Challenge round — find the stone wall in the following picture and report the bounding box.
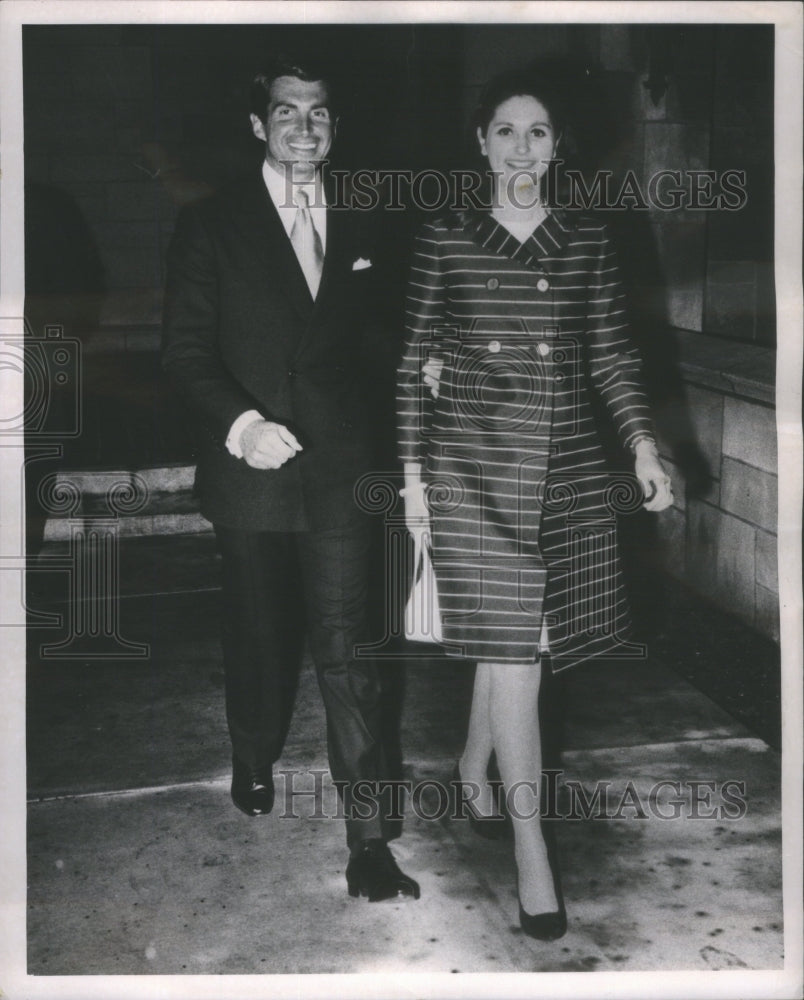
[653,333,778,640]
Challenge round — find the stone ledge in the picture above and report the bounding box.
[43,510,212,541]
[54,464,194,494]
[672,328,775,406]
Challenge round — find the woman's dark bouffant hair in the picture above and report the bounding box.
[472,67,570,142]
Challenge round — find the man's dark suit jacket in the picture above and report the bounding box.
[162,173,382,533]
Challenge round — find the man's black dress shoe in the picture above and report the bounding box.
[231,757,274,816]
[346,839,421,902]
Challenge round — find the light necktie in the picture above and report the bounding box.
[289,188,324,298]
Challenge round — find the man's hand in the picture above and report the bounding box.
[240,419,303,470]
[634,438,674,512]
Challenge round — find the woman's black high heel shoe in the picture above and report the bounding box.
[451,763,510,840]
[518,898,567,941]
[518,820,567,941]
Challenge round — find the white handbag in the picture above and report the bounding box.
[404,531,443,644]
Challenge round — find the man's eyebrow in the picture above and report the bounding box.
[271,101,330,112]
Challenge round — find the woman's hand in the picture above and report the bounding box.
[422,357,444,399]
[634,438,674,512]
[402,482,430,538]
[401,466,430,539]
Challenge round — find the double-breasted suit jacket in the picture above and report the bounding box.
[162,173,378,533]
[397,209,655,670]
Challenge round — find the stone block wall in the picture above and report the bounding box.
[652,337,778,641]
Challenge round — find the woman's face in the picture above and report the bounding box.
[477,94,557,202]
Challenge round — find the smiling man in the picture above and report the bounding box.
[162,53,419,903]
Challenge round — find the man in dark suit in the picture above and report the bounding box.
[162,53,419,902]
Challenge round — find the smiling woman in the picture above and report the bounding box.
[478,94,556,224]
[397,64,673,942]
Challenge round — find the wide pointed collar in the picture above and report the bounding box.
[462,208,574,268]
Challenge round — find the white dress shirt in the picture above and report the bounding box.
[261,158,327,252]
[226,161,328,459]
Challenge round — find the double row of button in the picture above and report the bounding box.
[487,340,551,355]
[486,276,550,293]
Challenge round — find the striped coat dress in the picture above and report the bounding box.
[396,209,655,670]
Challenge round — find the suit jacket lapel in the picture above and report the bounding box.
[313,199,346,312]
[238,175,315,326]
[295,183,352,356]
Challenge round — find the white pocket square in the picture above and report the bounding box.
[352,257,372,271]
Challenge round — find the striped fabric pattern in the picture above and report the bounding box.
[397,210,655,670]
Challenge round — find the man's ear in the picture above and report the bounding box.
[250,113,267,142]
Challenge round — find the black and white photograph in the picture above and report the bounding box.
[1,2,801,998]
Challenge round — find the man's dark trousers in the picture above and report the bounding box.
[215,515,386,849]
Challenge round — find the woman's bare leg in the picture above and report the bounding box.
[488,659,558,914]
[457,663,500,816]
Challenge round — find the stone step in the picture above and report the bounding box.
[42,464,209,541]
[54,464,195,494]
[31,532,221,600]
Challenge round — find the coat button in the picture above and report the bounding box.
[537,342,550,357]
[488,340,501,353]
[287,369,297,378]
[536,277,550,292]
[486,277,500,290]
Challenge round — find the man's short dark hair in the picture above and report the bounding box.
[249,52,335,124]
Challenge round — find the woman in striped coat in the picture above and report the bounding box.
[397,70,673,939]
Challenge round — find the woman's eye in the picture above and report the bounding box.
[496,126,512,136]
[531,128,546,138]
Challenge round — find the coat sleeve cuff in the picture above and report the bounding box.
[226,410,263,459]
